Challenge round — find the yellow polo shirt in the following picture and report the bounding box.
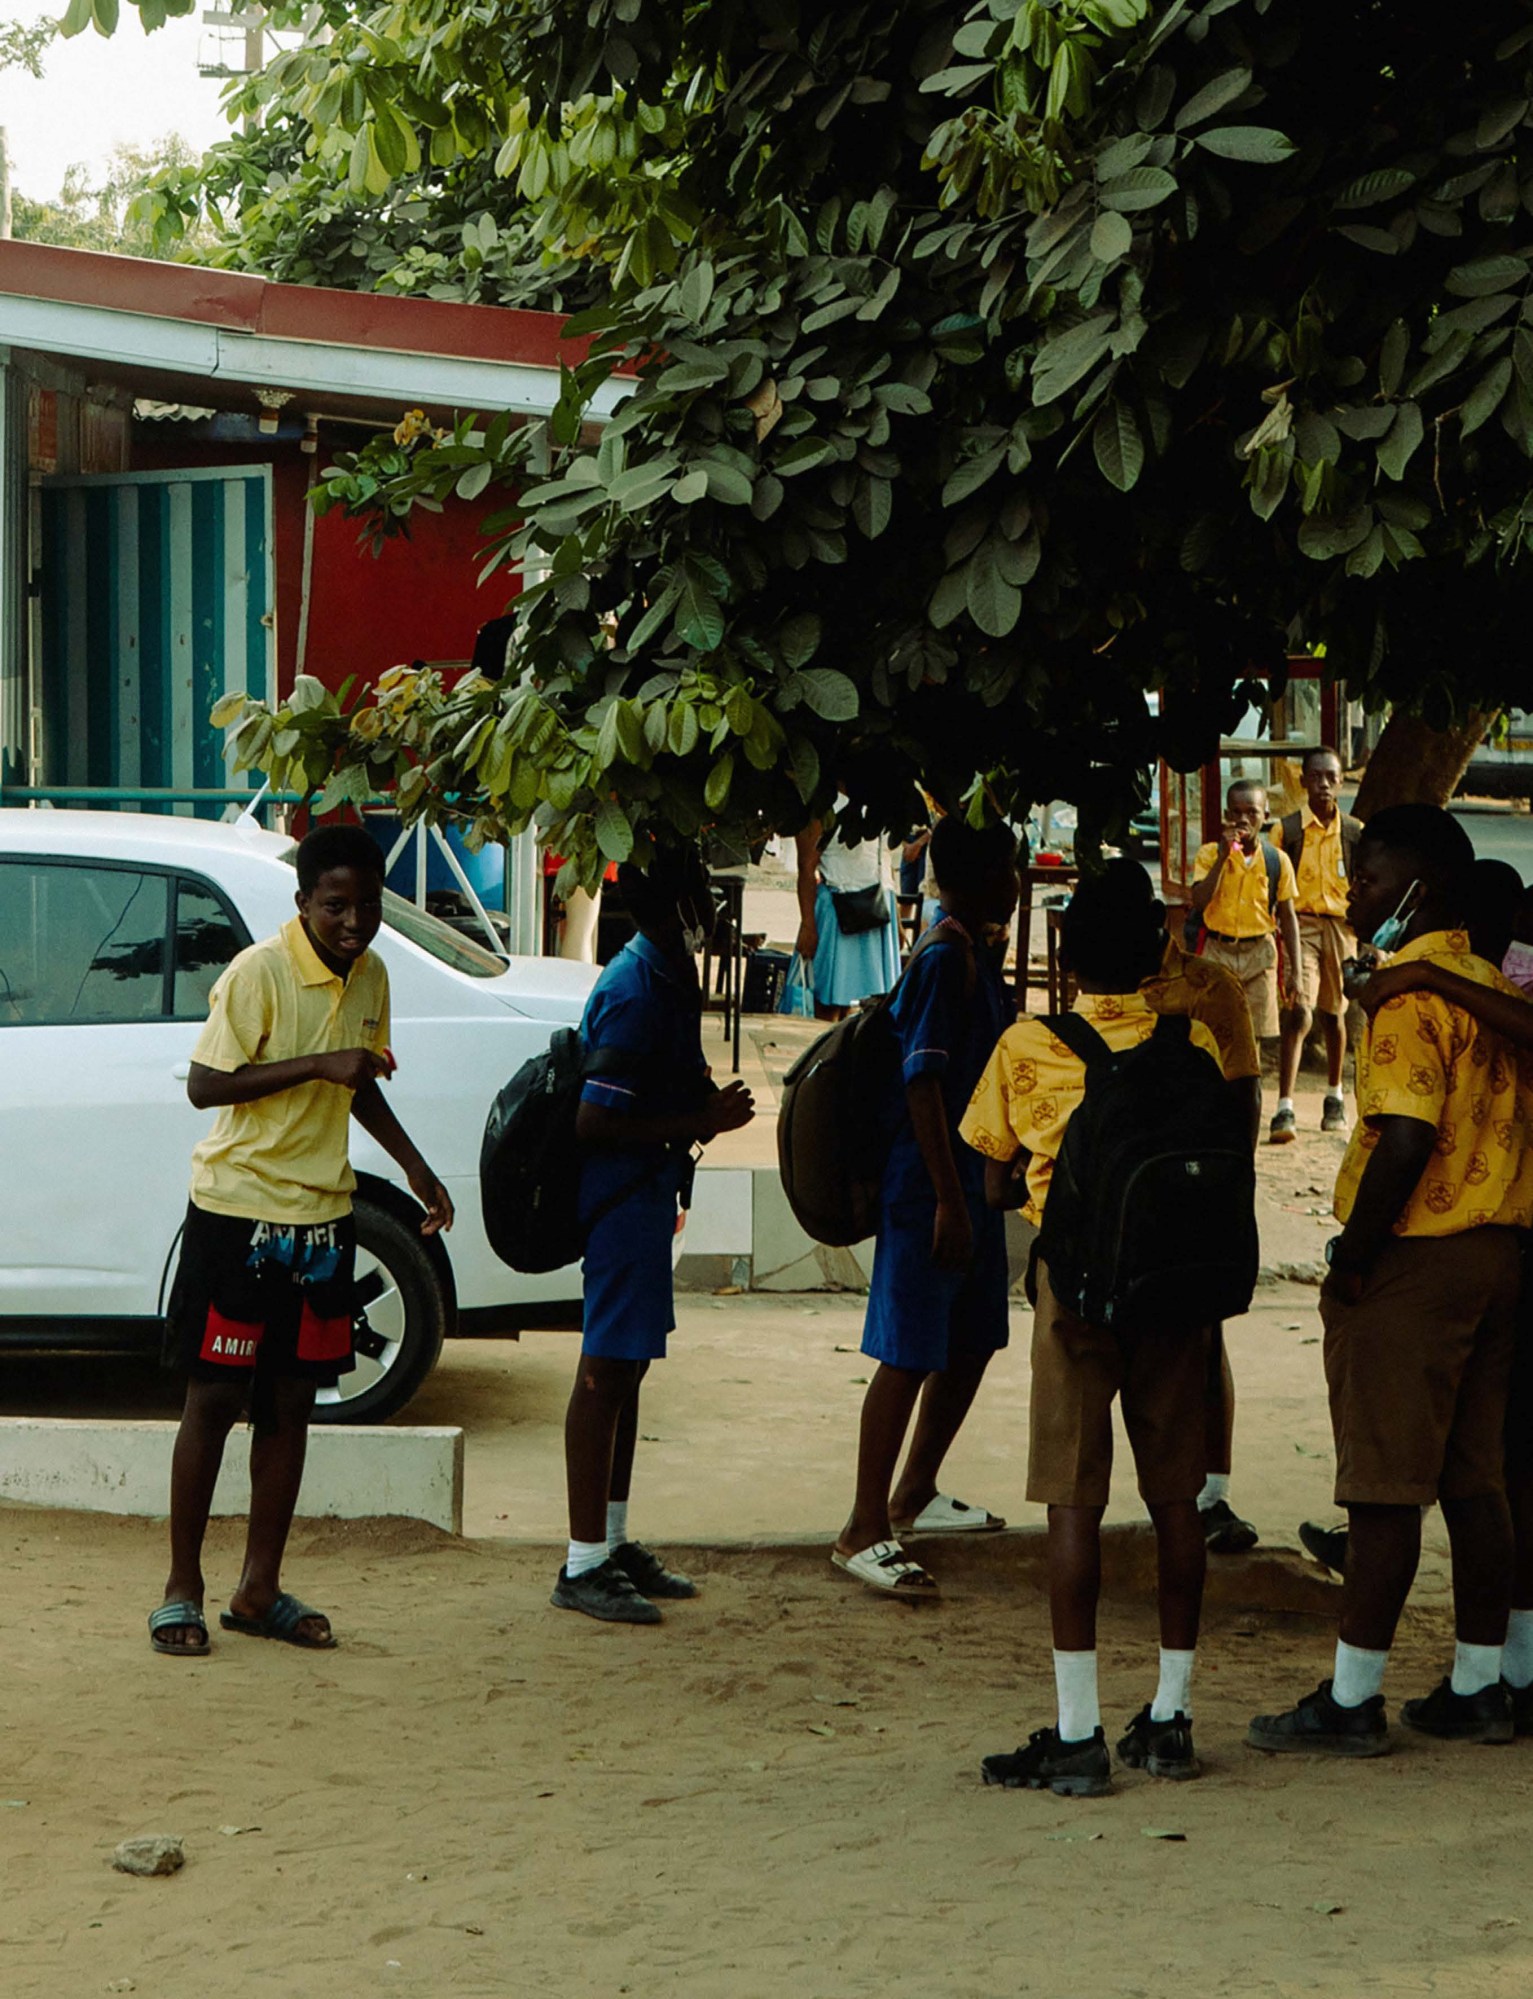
[1293,805,1348,919]
[960,992,1221,1224]
[1334,929,1533,1236]
[1142,936,1261,1083]
[1192,840,1296,938]
[189,917,391,1225]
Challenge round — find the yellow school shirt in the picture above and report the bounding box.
[189,917,391,1224]
[1334,929,1533,1236]
[1293,805,1348,919]
[1141,936,1261,1083]
[960,993,1222,1225]
[1192,840,1296,939]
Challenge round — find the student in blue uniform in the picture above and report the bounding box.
[832,817,1020,1596]
[553,845,755,1625]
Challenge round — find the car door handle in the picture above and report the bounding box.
[171,1062,190,1080]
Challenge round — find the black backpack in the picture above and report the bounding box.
[777,926,974,1247]
[1036,1012,1258,1332]
[479,1030,666,1274]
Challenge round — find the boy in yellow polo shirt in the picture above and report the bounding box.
[1272,748,1362,1142]
[149,825,453,1659]
[1249,806,1533,1758]
[1191,779,1301,1050]
[961,863,1228,1798]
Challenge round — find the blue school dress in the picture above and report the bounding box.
[578,934,710,1362]
[861,921,1014,1373]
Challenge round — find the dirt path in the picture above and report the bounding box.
[2,1514,1530,1999]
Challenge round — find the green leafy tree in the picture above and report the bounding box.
[89,0,1533,879]
[0,14,55,77]
[12,137,218,257]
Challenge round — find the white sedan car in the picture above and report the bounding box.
[0,809,598,1419]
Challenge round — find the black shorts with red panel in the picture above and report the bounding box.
[170,1202,357,1399]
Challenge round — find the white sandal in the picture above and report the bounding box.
[894,1493,1006,1535]
[831,1538,939,1595]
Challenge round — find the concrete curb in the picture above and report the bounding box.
[0,1418,464,1534]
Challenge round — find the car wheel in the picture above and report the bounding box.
[311,1195,447,1425]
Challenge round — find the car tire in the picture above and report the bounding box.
[311,1194,447,1425]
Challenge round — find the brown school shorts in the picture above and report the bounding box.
[1297,912,1352,1017]
[1026,1258,1212,1509]
[1321,1228,1522,1508]
[1202,932,1279,1039]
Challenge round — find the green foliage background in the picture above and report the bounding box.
[79,0,1533,880]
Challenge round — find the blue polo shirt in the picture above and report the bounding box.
[578,933,710,1212]
[882,924,1013,1207]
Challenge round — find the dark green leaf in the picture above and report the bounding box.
[780,614,821,669]
[1173,67,1252,130]
[966,564,1022,638]
[1092,400,1145,491]
[1090,211,1134,263]
[703,751,735,811]
[675,569,725,651]
[794,668,859,721]
[1445,256,1527,298]
[594,798,634,863]
[1332,167,1417,210]
[1099,168,1178,212]
[1461,358,1513,438]
[1193,126,1296,163]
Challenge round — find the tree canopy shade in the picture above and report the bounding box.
[93,0,1533,880]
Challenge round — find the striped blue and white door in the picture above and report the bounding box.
[38,465,274,812]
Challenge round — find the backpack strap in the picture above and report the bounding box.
[1262,838,1282,913]
[1279,810,1302,865]
[1044,1011,1113,1068]
[1150,1012,1194,1046]
[1340,812,1363,876]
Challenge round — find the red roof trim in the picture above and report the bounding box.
[0,239,599,373]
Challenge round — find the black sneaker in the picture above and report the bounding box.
[1246,1679,1389,1757]
[1116,1704,1201,1780]
[550,1559,662,1625]
[1400,1676,1513,1744]
[1321,1095,1348,1134]
[1298,1520,1348,1575]
[1505,1679,1533,1737]
[1269,1106,1298,1144]
[609,1540,698,1600]
[981,1726,1112,1799]
[1201,1498,1259,1554]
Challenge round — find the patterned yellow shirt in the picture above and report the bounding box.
[1293,804,1349,920]
[1193,840,1296,938]
[1334,929,1533,1236]
[1141,936,1261,1083]
[960,992,1222,1224]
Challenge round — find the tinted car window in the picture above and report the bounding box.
[173,877,245,1016]
[0,860,169,1025]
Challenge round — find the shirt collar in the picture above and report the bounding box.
[283,914,347,988]
[1073,990,1154,1022]
[1300,802,1338,833]
[1385,927,1472,968]
[629,931,692,989]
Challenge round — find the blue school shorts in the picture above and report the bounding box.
[861,1189,1011,1373]
[580,1170,679,1362]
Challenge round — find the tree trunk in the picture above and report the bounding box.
[1351,707,1500,820]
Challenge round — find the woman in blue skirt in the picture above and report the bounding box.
[794,801,902,1018]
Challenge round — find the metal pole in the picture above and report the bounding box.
[0,128,13,240]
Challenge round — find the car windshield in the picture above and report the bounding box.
[276,847,507,978]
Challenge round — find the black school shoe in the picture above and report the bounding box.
[1201,1498,1259,1554]
[1116,1705,1201,1780]
[609,1540,698,1600]
[1505,1679,1533,1736]
[1400,1677,1513,1744]
[1246,1680,1390,1757]
[1298,1520,1348,1575]
[981,1727,1112,1799]
[551,1559,662,1625]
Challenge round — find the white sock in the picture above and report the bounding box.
[1053,1649,1101,1742]
[1151,1648,1196,1722]
[1278,1096,1295,1114]
[1450,1639,1502,1697]
[605,1500,630,1550]
[566,1537,608,1579]
[1503,1609,1533,1690]
[1198,1472,1229,1510]
[1332,1639,1388,1708]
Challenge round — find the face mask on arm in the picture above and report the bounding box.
[1502,941,1533,994]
